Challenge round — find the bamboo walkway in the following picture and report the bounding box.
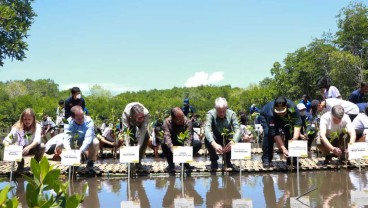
[0,148,367,177]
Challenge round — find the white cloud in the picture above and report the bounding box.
[59,83,137,95]
[185,71,224,87]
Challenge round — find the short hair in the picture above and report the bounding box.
[71,87,81,95]
[215,97,228,108]
[361,82,368,88]
[331,105,344,119]
[170,107,183,118]
[130,104,144,117]
[58,99,65,105]
[70,105,83,117]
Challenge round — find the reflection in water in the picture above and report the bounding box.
[206,176,241,207]
[2,170,368,207]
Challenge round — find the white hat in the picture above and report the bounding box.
[297,103,306,111]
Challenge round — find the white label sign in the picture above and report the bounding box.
[288,140,308,157]
[349,142,368,160]
[173,146,193,163]
[290,196,310,208]
[4,145,23,162]
[120,146,139,163]
[231,143,251,160]
[351,190,368,206]
[174,198,194,208]
[61,149,81,166]
[232,198,253,208]
[120,201,140,208]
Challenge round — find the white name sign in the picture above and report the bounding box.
[231,143,251,160]
[4,145,23,162]
[288,140,308,157]
[120,201,140,208]
[174,198,194,208]
[232,198,253,207]
[173,146,193,163]
[349,142,368,160]
[351,190,368,206]
[61,149,81,166]
[290,196,310,208]
[120,146,139,163]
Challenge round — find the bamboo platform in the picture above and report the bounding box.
[0,155,367,177]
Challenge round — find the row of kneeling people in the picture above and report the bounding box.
[5,96,368,175]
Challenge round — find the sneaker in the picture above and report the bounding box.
[136,163,150,173]
[227,164,240,172]
[184,163,195,170]
[262,159,270,168]
[164,165,176,173]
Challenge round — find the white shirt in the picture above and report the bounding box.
[122,102,150,147]
[4,123,42,146]
[352,113,368,130]
[102,127,115,142]
[325,98,359,115]
[45,133,64,151]
[325,86,341,99]
[320,111,353,138]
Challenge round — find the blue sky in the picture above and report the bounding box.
[1,0,365,94]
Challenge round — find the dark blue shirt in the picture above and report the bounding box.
[250,107,260,114]
[258,99,302,139]
[181,105,195,117]
[349,89,364,104]
[64,96,86,118]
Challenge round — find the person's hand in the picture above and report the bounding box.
[281,146,289,157]
[331,147,342,156]
[54,146,62,155]
[22,145,32,155]
[300,134,307,140]
[223,141,233,153]
[212,142,223,154]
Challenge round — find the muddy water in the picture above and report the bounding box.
[1,169,368,207]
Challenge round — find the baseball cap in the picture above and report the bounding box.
[297,103,306,111]
[183,98,189,104]
[274,97,287,114]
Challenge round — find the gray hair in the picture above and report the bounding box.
[331,105,344,119]
[130,104,144,117]
[215,97,228,108]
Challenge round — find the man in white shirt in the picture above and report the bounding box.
[352,104,368,142]
[318,105,356,164]
[314,98,359,121]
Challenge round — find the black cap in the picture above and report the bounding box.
[274,97,287,113]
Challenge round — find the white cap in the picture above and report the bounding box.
[297,103,306,110]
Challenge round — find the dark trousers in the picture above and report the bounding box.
[262,127,291,163]
[204,138,232,166]
[162,139,202,167]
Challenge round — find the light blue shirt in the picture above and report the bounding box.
[63,116,95,152]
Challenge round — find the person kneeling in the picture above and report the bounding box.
[318,105,356,164]
[97,126,123,158]
[3,108,45,174]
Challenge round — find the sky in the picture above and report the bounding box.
[1,0,366,94]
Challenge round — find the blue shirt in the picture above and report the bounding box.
[349,89,364,104]
[181,105,195,117]
[63,116,95,152]
[250,107,260,114]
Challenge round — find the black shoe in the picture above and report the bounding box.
[16,159,25,174]
[227,164,240,172]
[136,163,150,173]
[210,161,218,171]
[164,165,176,173]
[323,155,332,165]
[262,159,270,168]
[184,163,195,170]
[86,160,96,175]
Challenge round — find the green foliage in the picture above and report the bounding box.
[24,156,87,208]
[0,185,18,208]
[221,128,234,142]
[0,0,36,67]
[177,130,189,145]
